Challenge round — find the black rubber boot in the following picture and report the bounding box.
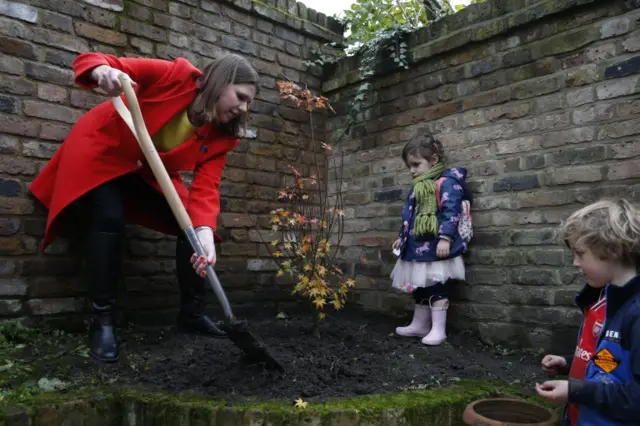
[87,231,122,363]
[175,235,227,338]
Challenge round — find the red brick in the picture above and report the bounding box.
[0,157,37,176]
[0,75,36,96]
[74,21,128,46]
[40,122,71,141]
[27,276,84,298]
[120,17,166,41]
[0,52,24,75]
[37,83,68,103]
[356,236,390,247]
[0,113,40,137]
[70,89,107,109]
[23,100,84,124]
[42,10,73,33]
[0,218,20,236]
[0,135,19,154]
[608,159,640,181]
[30,28,89,53]
[0,195,35,214]
[83,7,117,28]
[22,141,60,159]
[25,62,73,86]
[26,298,84,315]
[0,35,37,59]
[0,237,22,255]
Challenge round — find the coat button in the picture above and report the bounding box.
[137,160,143,167]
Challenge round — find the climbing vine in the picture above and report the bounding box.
[305,0,486,134]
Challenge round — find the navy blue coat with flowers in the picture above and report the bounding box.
[398,167,469,262]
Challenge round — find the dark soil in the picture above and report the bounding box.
[55,308,549,402]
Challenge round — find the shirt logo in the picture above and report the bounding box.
[592,320,603,338]
[604,329,621,343]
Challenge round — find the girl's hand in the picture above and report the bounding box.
[392,238,401,250]
[535,380,569,404]
[541,354,567,374]
[436,239,450,258]
[91,65,137,97]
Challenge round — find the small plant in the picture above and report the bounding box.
[241,81,356,336]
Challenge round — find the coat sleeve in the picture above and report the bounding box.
[186,138,239,232]
[568,314,640,422]
[72,52,174,90]
[437,177,463,238]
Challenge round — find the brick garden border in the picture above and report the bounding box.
[0,381,538,426]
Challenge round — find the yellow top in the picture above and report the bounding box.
[152,109,197,152]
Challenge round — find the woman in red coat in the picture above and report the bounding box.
[29,52,259,363]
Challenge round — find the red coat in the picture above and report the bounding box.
[29,53,237,251]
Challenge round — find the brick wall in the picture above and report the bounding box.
[324,0,640,351]
[0,0,342,324]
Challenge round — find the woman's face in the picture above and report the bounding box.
[215,83,257,123]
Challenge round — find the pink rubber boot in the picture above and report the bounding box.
[396,304,431,337]
[421,299,449,345]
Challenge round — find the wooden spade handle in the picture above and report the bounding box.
[113,74,192,231]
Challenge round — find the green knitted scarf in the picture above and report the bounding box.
[412,162,445,237]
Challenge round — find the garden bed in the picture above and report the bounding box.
[1,307,549,405]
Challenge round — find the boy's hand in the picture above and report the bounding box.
[392,238,400,250]
[536,380,568,404]
[541,354,567,374]
[436,239,450,258]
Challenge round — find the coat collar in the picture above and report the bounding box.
[575,275,640,317]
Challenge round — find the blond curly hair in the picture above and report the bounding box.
[560,198,640,268]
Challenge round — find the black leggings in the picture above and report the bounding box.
[82,173,173,234]
[412,282,448,305]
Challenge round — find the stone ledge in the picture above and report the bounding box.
[221,0,344,43]
[0,381,531,426]
[323,0,599,92]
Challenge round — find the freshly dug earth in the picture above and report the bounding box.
[56,308,549,402]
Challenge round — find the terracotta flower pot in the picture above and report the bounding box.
[463,398,560,426]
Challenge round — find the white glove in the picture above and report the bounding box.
[91,65,137,97]
[190,226,216,277]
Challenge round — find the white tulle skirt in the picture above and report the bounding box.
[391,256,465,293]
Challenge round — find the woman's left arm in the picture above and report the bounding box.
[438,177,464,239]
[187,139,238,231]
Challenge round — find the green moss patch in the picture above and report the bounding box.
[0,379,555,426]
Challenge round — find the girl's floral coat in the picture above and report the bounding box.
[398,167,469,262]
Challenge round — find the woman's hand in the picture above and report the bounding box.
[392,238,400,250]
[541,354,567,374]
[91,65,137,97]
[436,239,450,258]
[190,226,216,277]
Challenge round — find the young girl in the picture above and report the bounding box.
[391,134,469,346]
[536,199,640,425]
[29,52,259,363]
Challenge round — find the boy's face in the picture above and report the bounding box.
[406,153,438,178]
[572,244,613,288]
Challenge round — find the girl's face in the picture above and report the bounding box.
[571,243,613,288]
[406,153,438,178]
[215,83,257,123]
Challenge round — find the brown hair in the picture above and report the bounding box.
[191,53,259,137]
[401,133,445,166]
[560,198,640,268]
